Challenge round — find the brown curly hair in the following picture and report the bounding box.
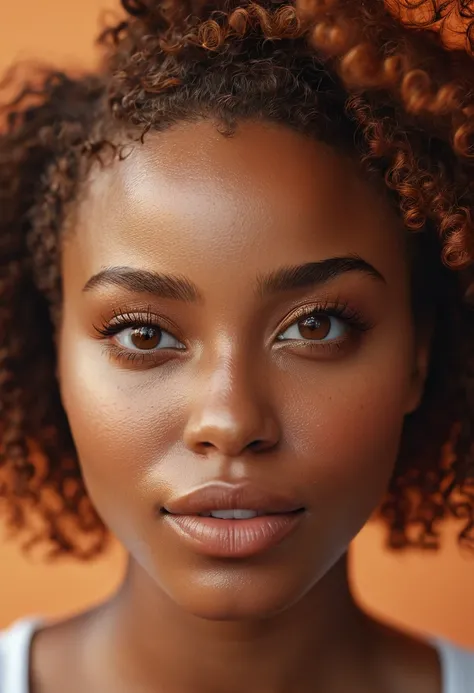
[2,0,474,560]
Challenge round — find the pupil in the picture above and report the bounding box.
[130,326,161,350]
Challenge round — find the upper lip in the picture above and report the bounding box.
[162,483,304,516]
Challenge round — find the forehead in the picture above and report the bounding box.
[68,120,406,286]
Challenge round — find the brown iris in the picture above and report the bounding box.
[129,326,161,350]
[298,314,331,340]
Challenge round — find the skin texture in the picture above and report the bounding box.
[30,120,438,693]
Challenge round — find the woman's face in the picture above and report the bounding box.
[59,120,426,619]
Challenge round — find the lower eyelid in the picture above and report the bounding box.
[275,337,354,358]
[101,342,168,366]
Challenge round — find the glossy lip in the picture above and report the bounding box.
[161,483,305,559]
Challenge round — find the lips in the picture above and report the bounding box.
[162,483,303,517]
[160,483,305,558]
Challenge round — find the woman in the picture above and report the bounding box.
[1,0,474,690]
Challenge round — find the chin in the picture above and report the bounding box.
[158,564,315,621]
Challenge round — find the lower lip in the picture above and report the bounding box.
[163,512,303,558]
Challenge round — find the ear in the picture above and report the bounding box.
[404,321,432,415]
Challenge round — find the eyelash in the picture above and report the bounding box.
[94,307,160,338]
[281,300,373,335]
[275,300,373,355]
[93,307,176,364]
[93,301,373,364]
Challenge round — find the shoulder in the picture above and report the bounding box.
[435,637,474,692]
[0,618,41,693]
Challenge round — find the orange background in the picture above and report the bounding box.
[2,0,474,648]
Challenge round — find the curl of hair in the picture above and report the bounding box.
[2,0,474,558]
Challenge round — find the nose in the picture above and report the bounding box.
[183,359,280,458]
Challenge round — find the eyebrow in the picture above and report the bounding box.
[256,255,385,297]
[82,255,384,301]
[83,267,202,302]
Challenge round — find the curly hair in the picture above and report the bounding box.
[2,0,474,560]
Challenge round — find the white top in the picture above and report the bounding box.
[1,618,474,692]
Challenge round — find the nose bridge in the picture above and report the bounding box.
[183,343,280,457]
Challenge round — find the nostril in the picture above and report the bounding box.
[248,439,269,452]
[194,441,216,454]
[195,438,272,455]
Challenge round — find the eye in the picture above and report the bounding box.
[114,325,184,352]
[278,313,348,342]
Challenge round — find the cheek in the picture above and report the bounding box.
[285,346,412,540]
[58,325,187,540]
[300,367,406,468]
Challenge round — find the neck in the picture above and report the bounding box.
[87,553,376,693]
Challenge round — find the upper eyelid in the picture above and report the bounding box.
[277,301,374,337]
[104,309,180,334]
[278,302,351,327]
[96,300,366,335]
[110,308,157,324]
